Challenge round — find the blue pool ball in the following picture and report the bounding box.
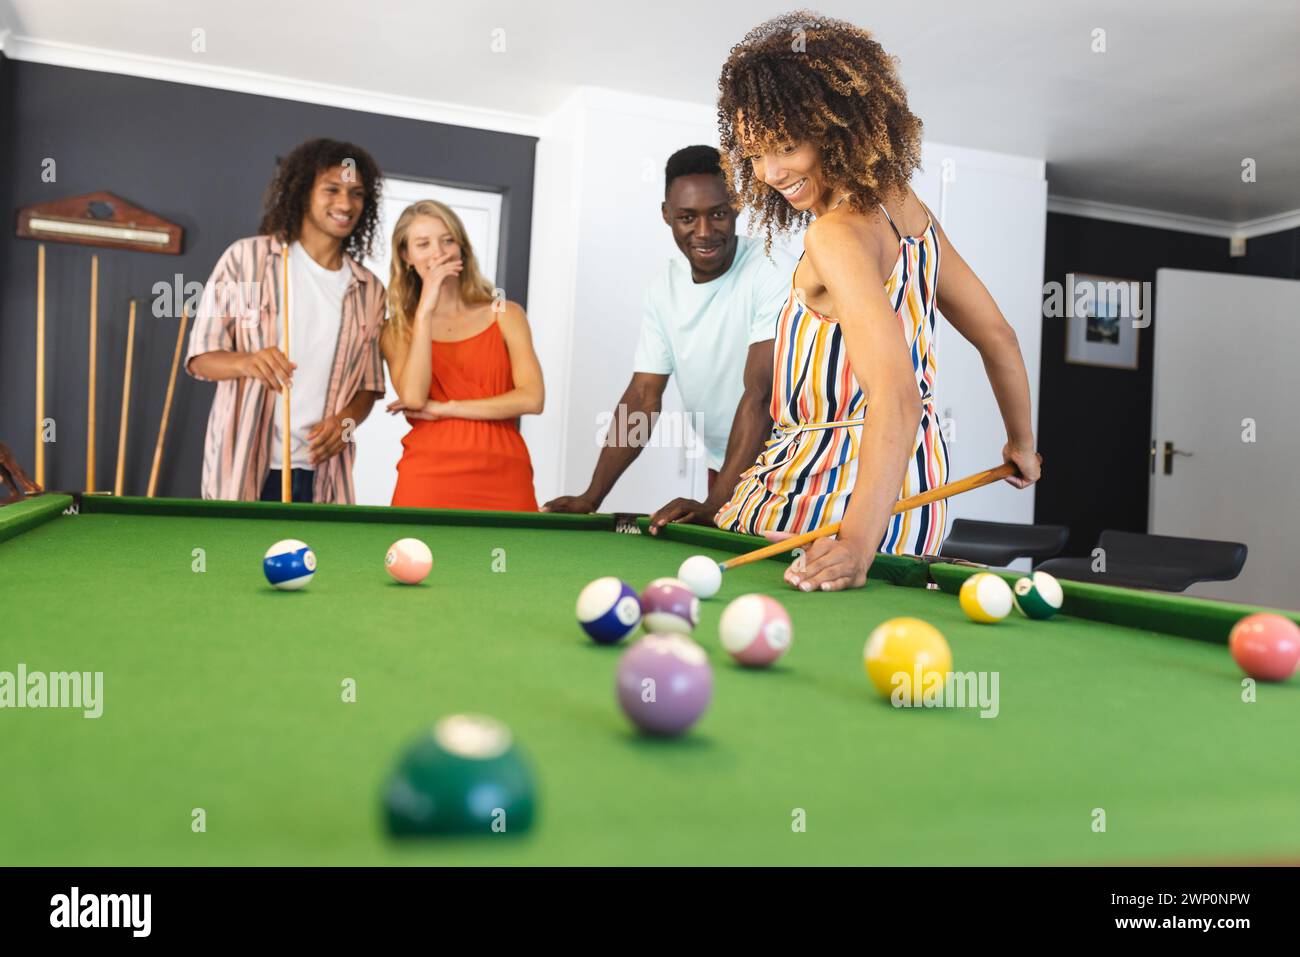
[576,577,642,644]
[263,538,316,590]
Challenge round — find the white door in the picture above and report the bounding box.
[352,179,502,506]
[1150,268,1300,608]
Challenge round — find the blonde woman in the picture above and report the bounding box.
[383,201,543,510]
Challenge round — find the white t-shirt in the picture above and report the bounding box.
[632,236,793,470]
[271,242,348,470]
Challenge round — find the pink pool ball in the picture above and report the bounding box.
[1229,613,1300,682]
[719,593,792,667]
[386,538,433,585]
[639,577,700,635]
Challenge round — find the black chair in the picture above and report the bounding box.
[938,519,1070,568]
[1035,530,1247,592]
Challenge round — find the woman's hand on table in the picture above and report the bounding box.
[763,530,873,592]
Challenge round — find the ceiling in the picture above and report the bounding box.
[4,0,1298,228]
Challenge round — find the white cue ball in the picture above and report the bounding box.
[677,555,723,599]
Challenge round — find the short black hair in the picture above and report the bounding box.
[665,145,723,193]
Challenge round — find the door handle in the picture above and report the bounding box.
[1163,440,1193,475]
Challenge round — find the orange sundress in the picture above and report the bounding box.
[391,320,539,511]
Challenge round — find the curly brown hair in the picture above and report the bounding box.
[257,138,382,260]
[717,10,924,248]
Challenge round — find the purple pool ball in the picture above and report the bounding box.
[616,634,713,736]
[639,577,700,635]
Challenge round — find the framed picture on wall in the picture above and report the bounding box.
[1065,273,1143,370]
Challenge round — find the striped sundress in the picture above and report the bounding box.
[713,203,951,556]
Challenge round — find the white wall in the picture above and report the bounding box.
[526,87,1047,538]
[915,143,1047,534]
[520,91,585,508]
[524,88,720,511]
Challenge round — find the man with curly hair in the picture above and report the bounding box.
[543,145,793,530]
[714,11,1040,591]
[185,138,387,503]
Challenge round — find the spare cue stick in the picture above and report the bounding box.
[147,307,188,498]
[35,244,46,487]
[86,255,99,492]
[114,300,138,496]
[281,249,291,503]
[721,462,1018,571]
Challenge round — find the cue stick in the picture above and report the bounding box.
[35,244,46,487]
[281,247,291,503]
[86,255,99,492]
[114,299,138,496]
[146,307,188,498]
[721,462,1019,571]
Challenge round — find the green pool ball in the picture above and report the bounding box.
[384,714,536,837]
[1013,571,1064,620]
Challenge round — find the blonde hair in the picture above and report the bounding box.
[386,200,496,343]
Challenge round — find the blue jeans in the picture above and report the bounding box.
[260,469,315,503]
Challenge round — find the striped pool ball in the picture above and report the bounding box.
[639,578,700,635]
[386,537,433,585]
[959,572,1014,623]
[719,594,792,667]
[263,539,316,590]
[576,577,642,645]
[384,714,536,837]
[1013,571,1064,620]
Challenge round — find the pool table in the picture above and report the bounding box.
[2,493,1298,866]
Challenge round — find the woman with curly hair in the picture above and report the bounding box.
[382,200,543,511]
[186,138,388,503]
[713,11,1040,591]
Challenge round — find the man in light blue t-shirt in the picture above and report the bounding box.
[542,146,792,532]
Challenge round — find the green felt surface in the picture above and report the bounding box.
[0,493,73,544]
[2,501,1300,865]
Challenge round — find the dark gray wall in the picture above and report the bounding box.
[1,55,536,497]
[1035,213,1300,555]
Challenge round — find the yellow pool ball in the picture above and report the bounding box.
[863,617,952,701]
[959,572,1014,623]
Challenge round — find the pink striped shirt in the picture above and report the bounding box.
[185,235,386,503]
